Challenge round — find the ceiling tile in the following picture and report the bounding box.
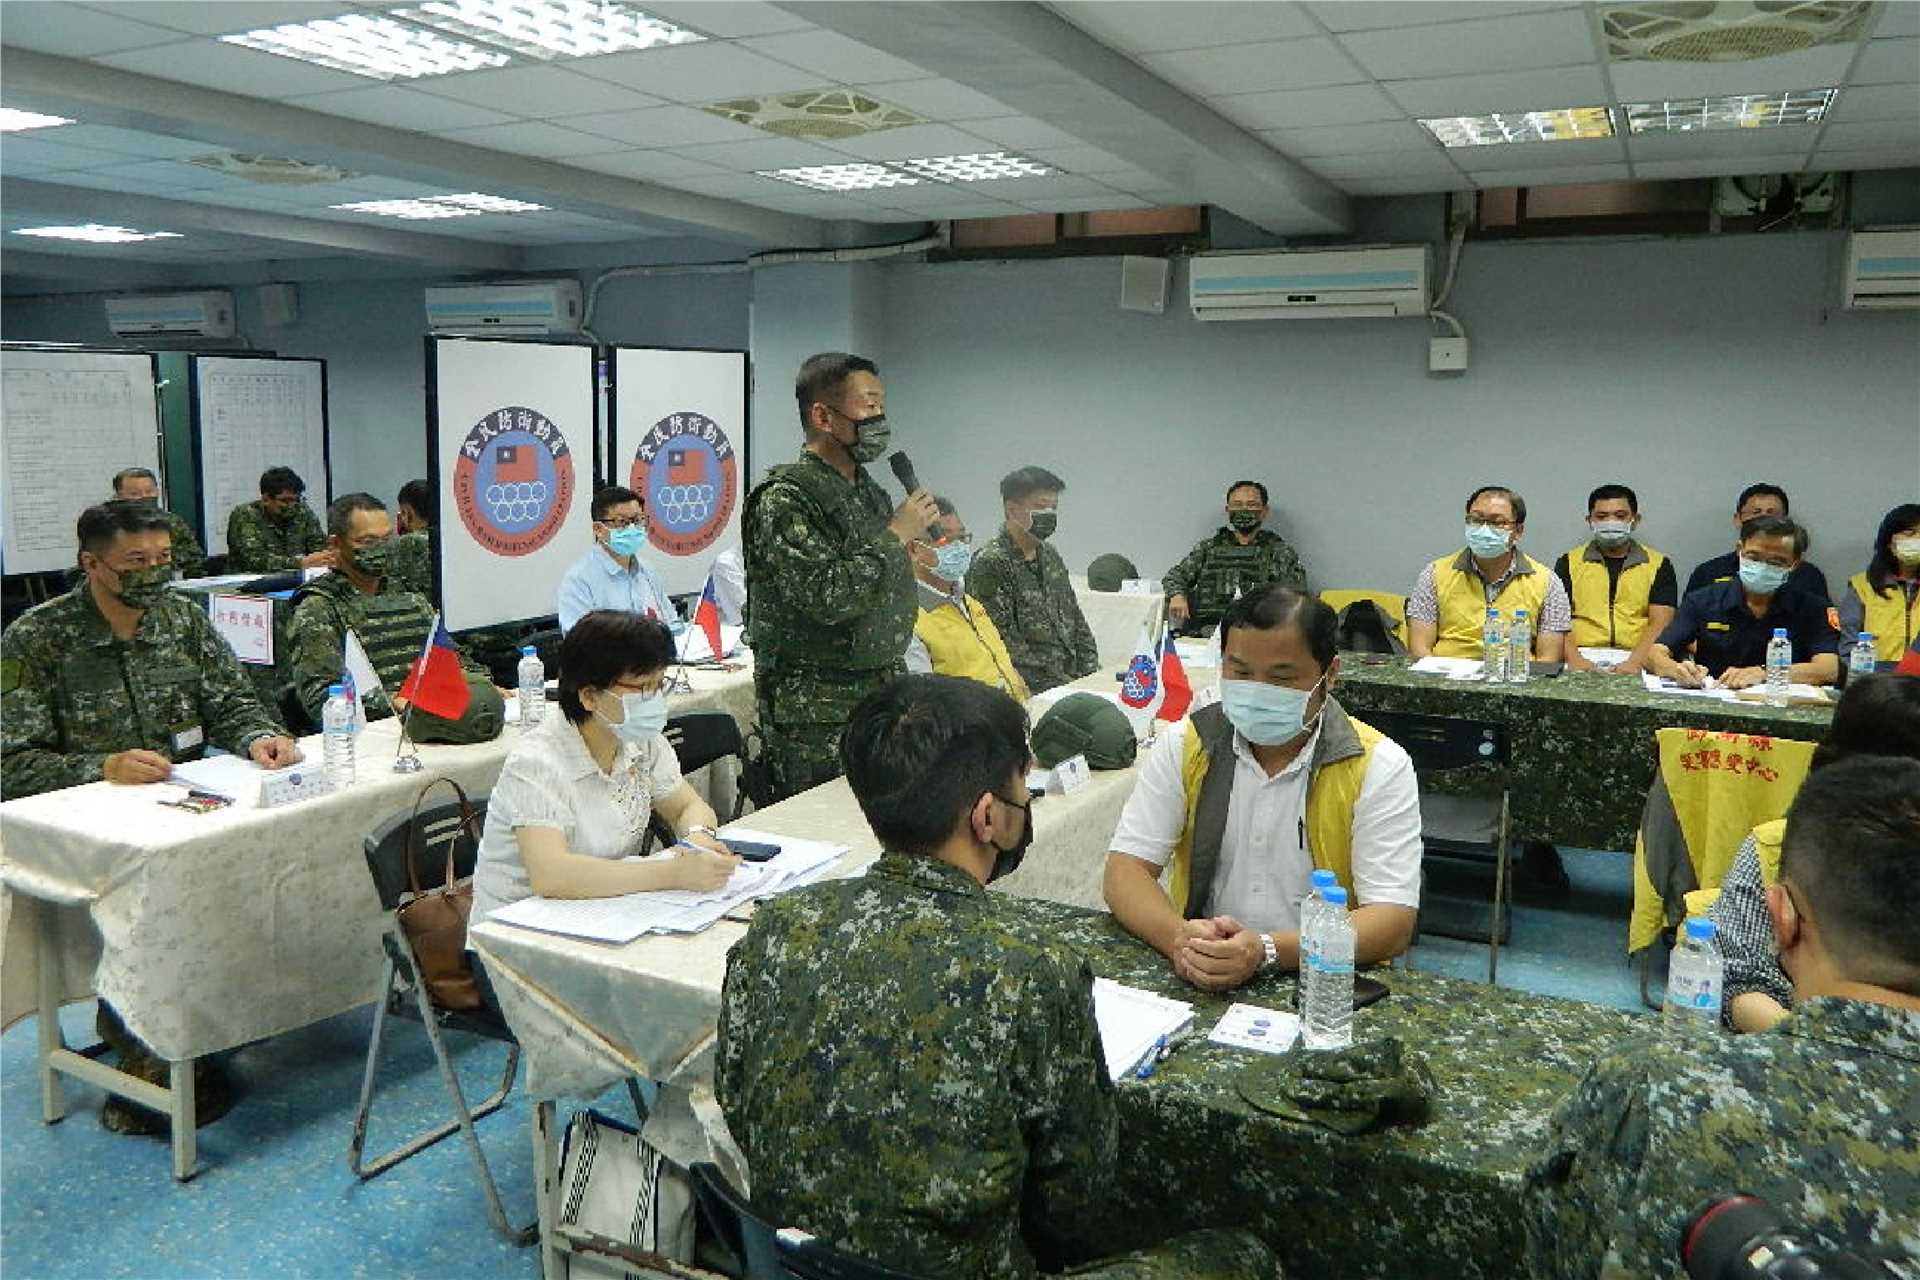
[574,41,822,102]
[564,104,763,147]
[1260,119,1434,157]
[1339,175,1471,195]
[741,29,930,83]
[1382,64,1609,117]
[1829,81,1920,121]
[1852,36,1920,84]
[1633,154,1816,179]
[963,173,1117,198]
[1092,167,1176,193]
[73,158,227,189]
[636,2,815,39]
[1308,2,1578,32]
[1141,37,1368,95]
[1054,2,1319,52]
[95,38,374,97]
[1337,8,1599,80]
[1609,45,1858,101]
[1471,162,1631,188]
[1872,2,1920,39]
[1449,135,1625,170]
[1809,147,1920,171]
[421,66,664,116]
[1021,143,1137,173]
[433,120,614,157]
[853,77,1011,121]
[669,137,854,170]
[660,171,791,198]
[1817,119,1920,151]
[292,85,516,131]
[0,3,182,56]
[1208,82,1405,130]
[869,183,1014,211]
[0,135,127,170]
[563,149,727,180]
[966,116,1090,150]
[825,122,996,161]
[82,2,352,36]
[1305,149,1463,178]
[747,191,881,216]
[901,199,1028,219]
[1627,127,1825,160]
[35,124,212,159]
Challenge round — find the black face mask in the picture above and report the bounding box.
[988,791,1035,883]
[1026,509,1058,542]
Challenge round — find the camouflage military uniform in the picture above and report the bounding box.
[225,498,326,574]
[742,452,916,801]
[287,569,484,724]
[1,584,280,797]
[1524,997,1920,1279]
[157,508,208,581]
[717,852,1280,1280]
[968,529,1099,695]
[1162,529,1307,630]
[387,529,435,603]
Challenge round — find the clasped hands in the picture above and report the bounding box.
[1171,915,1268,993]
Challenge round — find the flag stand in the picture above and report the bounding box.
[392,702,423,773]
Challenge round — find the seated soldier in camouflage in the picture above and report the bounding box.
[225,465,333,575]
[1525,755,1920,1278]
[2,499,301,1134]
[969,466,1099,696]
[388,477,436,603]
[287,493,494,726]
[718,674,1281,1280]
[111,466,206,580]
[1164,480,1307,635]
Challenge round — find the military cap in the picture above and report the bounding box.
[408,673,504,745]
[1032,693,1137,770]
[1086,553,1139,592]
[1237,1034,1434,1135]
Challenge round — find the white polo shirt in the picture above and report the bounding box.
[1109,714,1423,935]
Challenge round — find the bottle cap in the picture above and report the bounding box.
[1772,628,1788,638]
[1859,632,1874,642]
[1485,608,1500,617]
[521,645,537,656]
[1514,608,1528,616]
[328,683,345,697]
[1684,917,1715,940]
[1311,868,1337,887]
[1322,886,1349,907]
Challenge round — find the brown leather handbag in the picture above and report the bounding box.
[396,777,484,1011]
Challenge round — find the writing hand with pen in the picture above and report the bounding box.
[103,734,304,785]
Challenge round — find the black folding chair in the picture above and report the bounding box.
[1362,708,1513,985]
[277,684,316,736]
[347,790,533,1245]
[690,1163,926,1280]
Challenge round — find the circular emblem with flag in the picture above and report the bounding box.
[453,405,575,557]
[1119,653,1159,708]
[631,410,738,558]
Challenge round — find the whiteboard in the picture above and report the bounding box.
[430,338,594,631]
[611,347,749,598]
[193,356,329,557]
[0,349,161,575]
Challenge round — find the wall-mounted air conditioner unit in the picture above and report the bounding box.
[1189,246,1430,321]
[1844,229,1920,310]
[104,291,236,338]
[424,280,583,334]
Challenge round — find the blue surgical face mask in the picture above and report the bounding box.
[1220,675,1326,747]
[606,525,648,558]
[1738,557,1790,596]
[1589,520,1634,549]
[597,690,668,743]
[1464,523,1512,559]
[932,540,975,582]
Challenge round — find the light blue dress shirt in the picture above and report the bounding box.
[557,544,684,634]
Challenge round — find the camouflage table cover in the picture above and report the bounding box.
[1334,655,1833,852]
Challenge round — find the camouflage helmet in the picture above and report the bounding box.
[1031,693,1137,770]
[409,672,505,745]
[1086,553,1139,592]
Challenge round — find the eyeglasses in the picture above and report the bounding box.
[598,516,645,530]
[914,533,973,548]
[1466,516,1516,530]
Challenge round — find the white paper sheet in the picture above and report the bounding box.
[1093,977,1193,1082]
[677,624,745,663]
[1408,656,1485,679]
[1208,1002,1301,1055]
[1640,671,1733,701]
[167,753,268,801]
[1577,647,1633,669]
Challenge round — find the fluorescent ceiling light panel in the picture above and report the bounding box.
[1623,88,1837,134]
[433,191,550,211]
[391,0,704,60]
[760,163,922,192]
[13,224,183,243]
[0,108,75,132]
[223,13,510,81]
[330,192,550,218]
[1420,107,1616,147]
[892,152,1055,182]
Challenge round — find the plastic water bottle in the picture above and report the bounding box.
[322,683,356,788]
[1301,886,1355,1050]
[1850,633,1877,684]
[1507,608,1531,683]
[1765,628,1792,707]
[1297,868,1337,977]
[516,645,546,729]
[1662,917,1724,1028]
[1481,608,1506,683]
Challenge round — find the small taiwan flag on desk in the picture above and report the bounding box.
[399,615,471,721]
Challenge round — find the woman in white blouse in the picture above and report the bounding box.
[472,609,737,924]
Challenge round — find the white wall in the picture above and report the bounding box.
[874,231,1920,596]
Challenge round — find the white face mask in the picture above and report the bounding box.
[1895,536,1920,568]
[595,690,668,743]
[1590,520,1634,549]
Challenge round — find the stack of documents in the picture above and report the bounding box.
[1639,671,1832,707]
[488,828,847,944]
[1093,978,1194,1082]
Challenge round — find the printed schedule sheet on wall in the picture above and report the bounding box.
[193,356,328,557]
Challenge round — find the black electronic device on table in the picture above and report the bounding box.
[729,839,782,862]
[1353,975,1390,1010]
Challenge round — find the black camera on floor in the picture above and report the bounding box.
[1684,1195,1904,1279]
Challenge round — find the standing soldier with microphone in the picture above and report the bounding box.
[743,353,936,801]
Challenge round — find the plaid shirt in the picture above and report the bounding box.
[1707,834,1792,1024]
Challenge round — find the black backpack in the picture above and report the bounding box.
[1335,600,1407,655]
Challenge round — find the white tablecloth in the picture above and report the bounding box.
[0,660,760,1062]
[1072,576,1165,671]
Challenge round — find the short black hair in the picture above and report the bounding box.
[259,466,305,498]
[1465,485,1525,527]
[1226,480,1269,506]
[1738,514,1803,556]
[841,674,1030,856]
[327,492,387,539]
[112,466,158,494]
[77,499,171,556]
[1867,503,1920,595]
[1587,483,1638,514]
[1810,673,1920,772]
[557,610,676,723]
[1000,466,1067,504]
[591,485,643,522]
[1780,754,1920,990]
[933,495,957,518]
[1218,585,1338,671]
[397,479,434,525]
[1736,482,1789,515]
[794,352,879,431]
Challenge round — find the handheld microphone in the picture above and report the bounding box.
[888,451,942,540]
